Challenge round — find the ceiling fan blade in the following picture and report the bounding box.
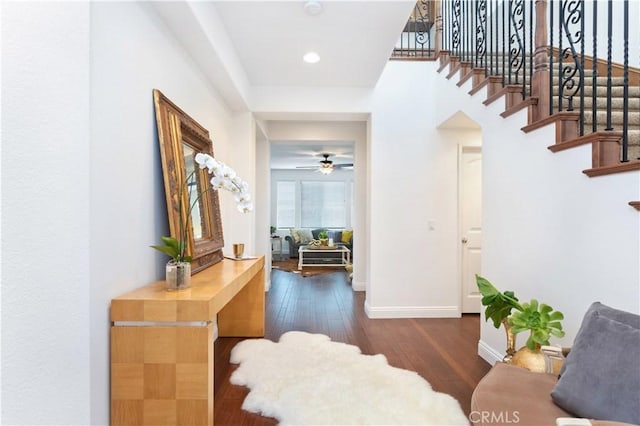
[295,166,320,169]
[333,163,354,168]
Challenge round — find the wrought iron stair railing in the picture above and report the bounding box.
[392,0,437,59]
[394,0,640,164]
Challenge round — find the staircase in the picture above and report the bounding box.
[483,64,640,161]
[438,53,640,206]
[404,0,640,211]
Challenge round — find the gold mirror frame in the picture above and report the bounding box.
[153,89,224,273]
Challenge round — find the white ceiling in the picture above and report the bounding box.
[214,0,416,88]
[214,1,413,170]
[154,1,415,169]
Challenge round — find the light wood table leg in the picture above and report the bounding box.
[218,267,265,337]
[111,324,214,426]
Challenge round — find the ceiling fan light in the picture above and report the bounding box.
[303,52,320,64]
[319,166,333,175]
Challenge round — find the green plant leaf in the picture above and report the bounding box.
[160,236,180,251]
[475,275,523,329]
[509,298,565,348]
[476,275,499,298]
[549,311,564,321]
[540,303,553,315]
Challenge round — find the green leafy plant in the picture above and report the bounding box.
[318,230,329,239]
[270,226,277,235]
[476,275,565,351]
[151,236,192,263]
[476,275,522,328]
[509,299,565,350]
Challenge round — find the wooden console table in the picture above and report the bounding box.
[110,257,265,425]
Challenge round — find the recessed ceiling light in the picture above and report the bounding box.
[303,52,320,64]
[304,1,323,16]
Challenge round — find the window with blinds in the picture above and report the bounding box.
[300,181,346,228]
[276,181,296,228]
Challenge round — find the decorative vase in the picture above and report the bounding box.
[502,319,517,363]
[166,260,191,291]
[511,345,546,373]
[319,238,329,246]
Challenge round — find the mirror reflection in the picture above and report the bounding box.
[183,143,206,240]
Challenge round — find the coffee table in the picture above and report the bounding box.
[298,245,351,270]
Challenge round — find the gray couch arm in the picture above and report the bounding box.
[284,235,300,258]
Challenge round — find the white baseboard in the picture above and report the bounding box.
[478,339,502,365]
[364,301,461,318]
[264,278,271,292]
[352,280,365,291]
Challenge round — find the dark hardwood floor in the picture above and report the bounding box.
[214,268,491,425]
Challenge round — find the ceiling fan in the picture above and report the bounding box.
[295,153,353,175]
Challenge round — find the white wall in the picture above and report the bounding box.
[367,61,463,318]
[223,112,257,255]
[434,55,640,363]
[255,124,272,289]
[89,3,252,424]
[1,2,91,424]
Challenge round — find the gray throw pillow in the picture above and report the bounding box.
[551,303,640,424]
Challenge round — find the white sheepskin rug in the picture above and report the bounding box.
[229,331,469,425]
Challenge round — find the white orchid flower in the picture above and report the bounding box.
[237,200,253,213]
[206,157,221,173]
[235,191,251,203]
[231,176,243,188]
[210,175,226,189]
[221,166,236,180]
[196,152,252,213]
[222,179,238,193]
[195,153,209,168]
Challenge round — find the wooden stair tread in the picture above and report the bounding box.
[583,160,640,177]
[522,112,579,134]
[548,131,623,153]
[629,201,640,211]
[501,97,537,119]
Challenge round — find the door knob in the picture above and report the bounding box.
[461,238,468,244]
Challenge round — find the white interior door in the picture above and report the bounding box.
[460,147,482,313]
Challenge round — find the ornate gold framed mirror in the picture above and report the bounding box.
[153,89,224,273]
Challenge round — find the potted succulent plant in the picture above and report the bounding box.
[318,230,329,246]
[508,299,565,372]
[476,275,565,371]
[509,299,565,350]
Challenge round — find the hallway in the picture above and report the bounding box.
[213,269,491,424]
